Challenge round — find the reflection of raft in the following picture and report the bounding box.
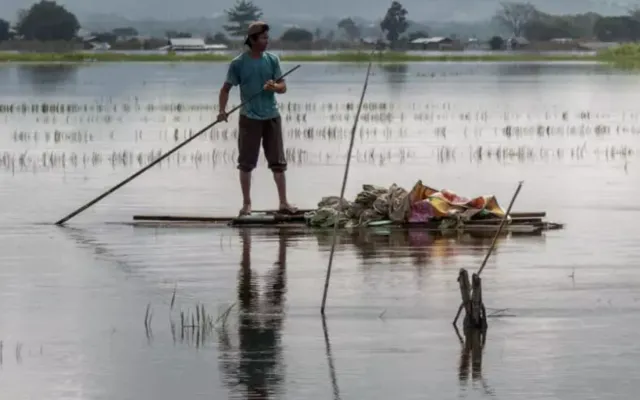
[131,209,564,234]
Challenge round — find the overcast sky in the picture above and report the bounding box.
[1,0,636,22]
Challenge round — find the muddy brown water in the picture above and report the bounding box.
[1,61,640,399]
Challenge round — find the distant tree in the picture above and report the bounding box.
[0,19,10,41]
[493,2,538,37]
[166,30,192,38]
[224,0,263,38]
[489,35,505,50]
[112,27,138,37]
[337,17,361,41]
[280,27,313,42]
[314,27,322,40]
[408,30,428,41]
[380,1,409,45]
[90,31,117,43]
[206,31,230,44]
[325,29,335,41]
[16,1,80,41]
[523,15,573,41]
[593,16,640,42]
[572,13,602,38]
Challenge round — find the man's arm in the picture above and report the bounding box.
[218,82,232,114]
[272,56,287,94]
[218,62,239,118]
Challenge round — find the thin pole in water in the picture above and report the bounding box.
[54,65,301,226]
[320,52,375,315]
[476,180,524,276]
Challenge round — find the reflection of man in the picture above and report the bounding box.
[219,228,289,399]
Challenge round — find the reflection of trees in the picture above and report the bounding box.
[17,64,78,91]
[378,63,408,89]
[495,62,544,77]
[217,228,290,399]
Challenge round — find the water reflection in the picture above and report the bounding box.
[312,227,512,267]
[455,325,494,397]
[495,62,545,77]
[322,316,342,400]
[17,64,78,92]
[377,64,408,90]
[217,228,290,399]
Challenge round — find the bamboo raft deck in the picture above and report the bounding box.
[131,209,564,233]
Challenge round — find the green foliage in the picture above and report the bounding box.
[337,18,361,41]
[523,11,600,41]
[489,36,505,50]
[224,0,263,38]
[495,2,640,43]
[598,44,640,69]
[380,1,409,44]
[593,16,640,42]
[280,27,313,42]
[16,1,80,41]
[0,19,10,42]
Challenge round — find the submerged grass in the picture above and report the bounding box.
[597,44,640,69]
[0,50,601,64]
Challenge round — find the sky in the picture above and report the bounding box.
[2,0,637,22]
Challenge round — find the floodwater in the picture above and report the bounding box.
[1,60,640,399]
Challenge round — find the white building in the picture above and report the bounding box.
[166,38,228,52]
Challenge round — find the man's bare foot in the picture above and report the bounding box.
[238,204,252,216]
[278,203,298,215]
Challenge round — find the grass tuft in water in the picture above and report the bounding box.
[597,44,640,69]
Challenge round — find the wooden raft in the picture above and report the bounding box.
[131,210,562,232]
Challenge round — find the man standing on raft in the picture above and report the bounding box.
[217,21,297,217]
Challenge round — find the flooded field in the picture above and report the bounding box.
[1,61,640,399]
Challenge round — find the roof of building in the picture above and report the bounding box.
[410,36,452,44]
[169,38,206,47]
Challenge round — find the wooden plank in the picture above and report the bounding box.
[466,217,542,225]
[126,220,547,234]
[132,211,546,222]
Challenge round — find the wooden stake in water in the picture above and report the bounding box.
[54,65,301,226]
[320,55,374,315]
[453,180,524,326]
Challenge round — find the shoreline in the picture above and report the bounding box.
[0,51,605,64]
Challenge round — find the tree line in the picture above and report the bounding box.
[0,0,410,46]
[2,0,640,46]
[494,2,640,42]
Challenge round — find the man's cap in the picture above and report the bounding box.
[245,21,269,45]
[247,21,269,36]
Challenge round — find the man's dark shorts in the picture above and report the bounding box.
[237,114,287,173]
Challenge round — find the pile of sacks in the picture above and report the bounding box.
[303,181,507,228]
[304,184,412,228]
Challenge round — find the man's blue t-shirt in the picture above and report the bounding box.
[225,51,283,120]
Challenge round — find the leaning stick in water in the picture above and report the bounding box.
[476,180,524,276]
[54,65,301,226]
[452,180,524,326]
[320,52,375,315]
